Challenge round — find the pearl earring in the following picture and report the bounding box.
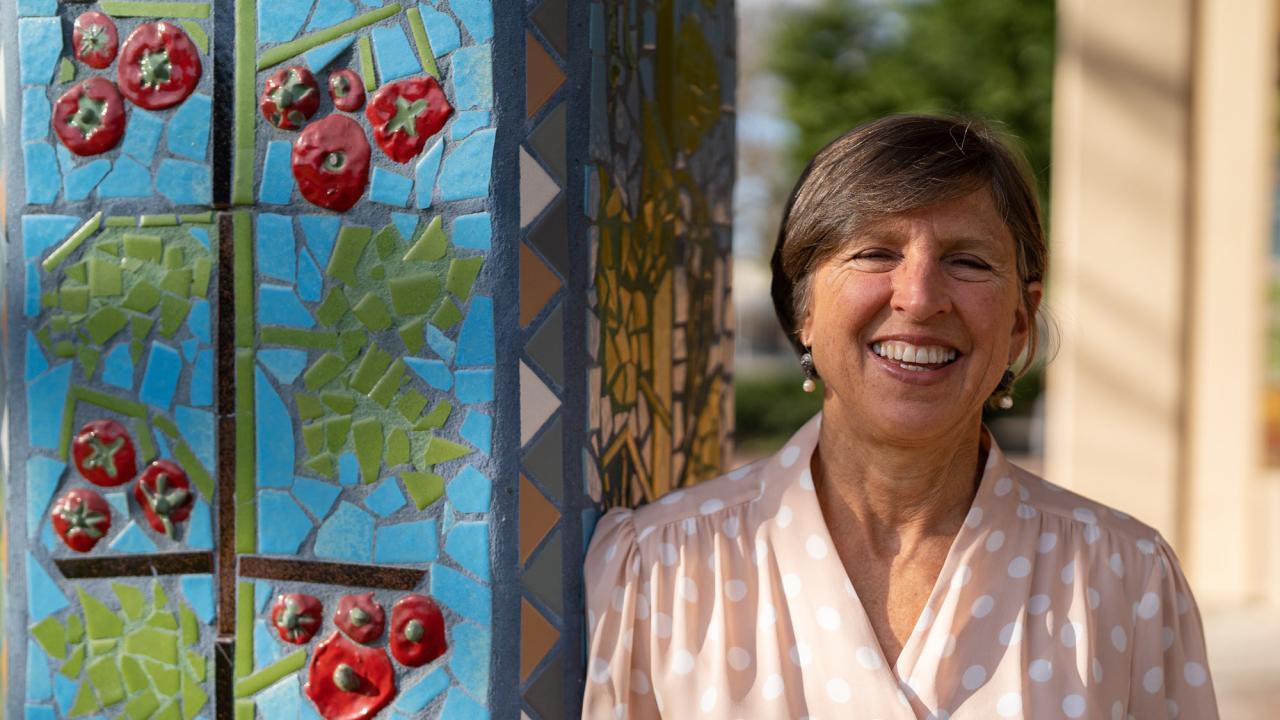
[800,352,817,393]
[995,369,1015,409]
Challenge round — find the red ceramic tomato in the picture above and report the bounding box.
[334,592,385,645]
[133,460,193,538]
[51,488,112,553]
[260,66,321,130]
[117,21,202,110]
[291,114,370,211]
[52,79,128,158]
[304,632,396,720]
[271,593,324,644]
[72,11,119,69]
[71,419,137,486]
[365,76,453,163]
[388,594,446,667]
[328,69,366,113]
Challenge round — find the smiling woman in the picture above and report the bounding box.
[583,116,1220,719]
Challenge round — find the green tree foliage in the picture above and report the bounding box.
[768,0,1055,192]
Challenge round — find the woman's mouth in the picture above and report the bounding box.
[870,341,959,372]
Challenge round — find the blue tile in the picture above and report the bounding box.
[314,501,374,562]
[24,143,60,204]
[259,285,316,328]
[154,427,173,460]
[455,296,494,365]
[176,406,215,471]
[105,492,129,518]
[180,574,216,624]
[256,675,302,718]
[27,555,67,622]
[453,368,492,404]
[391,212,418,243]
[119,109,165,162]
[187,498,213,549]
[25,262,40,317]
[64,159,112,201]
[182,339,199,364]
[167,93,212,161]
[441,500,457,536]
[300,215,341,266]
[189,298,211,343]
[405,357,452,391]
[437,129,494,201]
[370,167,413,207]
[102,343,134,389]
[451,213,491,251]
[292,476,341,520]
[298,249,323,302]
[258,0,311,43]
[304,36,356,74]
[25,706,57,720]
[39,520,57,551]
[22,215,80,260]
[459,411,491,455]
[259,490,313,554]
[110,522,160,553]
[583,507,603,551]
[188,226,210,249]
[307,0,356,31]
[414,138,444,209]
[450,110,490,141]
[338,451,359,486]
[427,325,455,362]
[256,213,297,282]
[18,0,57,16]
[156,159,212,205]
[374,519,438,564]
[418,7,460,56]
[55,144,77,177]
[448,623,491,699]
[449,45,493,110]
[364,478,406,517]
[98,156,152,199]
[447,465,491,514]
[445,521,490,580]
[452,0,494,43]
[26,457,64,541]
[191,349,214,407]
[440,688,489,720]
[259,349,308,385]
[27,641,52,701]
[25,331,48,381]
[255,366,295,487]
[53,674,78,716]
[19,18,61,85]
[27,362,72,449]
[254,580,274,612]
[254,619,287,669]
[22,87,50,143]
[259,141,295,204]
[394,667,450,712]
[431,564,490,625]
[371,24,422,83]
[139,342,182,410]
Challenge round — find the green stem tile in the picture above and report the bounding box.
[357,35,376,91]
[233,2,256,204]
[260,327,339,349]
[140,214,179,228]
[232,651,306,697]
[235,351,256,553]
[406,6,440,78]
[178,20,209,54]
[43,212,103,272]
[258,4,401,69]
[100,2,211,18]
[174,441,214,499]
[235,582,253,679]
[234,213,254,346]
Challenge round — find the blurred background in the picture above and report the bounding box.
[730,0,1280,715]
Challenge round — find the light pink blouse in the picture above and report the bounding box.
[583,413,1218,719]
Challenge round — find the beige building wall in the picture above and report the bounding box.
[1047,0,1279,606]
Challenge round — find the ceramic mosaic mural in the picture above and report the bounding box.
[3,1,734,718]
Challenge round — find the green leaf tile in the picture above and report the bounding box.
[124,688,160,720]
[431,298,462,330]
[304,453,336,478]
[31,616,68,660]
[88,257,123,297]
[191,257,212,298]
[143,657,180,697]
[87,655,126,705]
[321,391,356,413]
[145,610,180,631]
[397,389,428,422]
[162,245,185,270]
[121,655,148,694]
[132,316,156,340]
[446,257,484,300]
[124,234,162,262]
[386,428,410,466]
[80,589,124,639]
[62,284,90,314]
[349,345,392,394]
[124,627,178,664]
[158,295,192,337]
[326,415,352,453]
[181,666,210,719]
[418,399,452,431]
[296,393,324,420]
[262,327,339,349]
[54,340,77,358]
[114,583,147,622]
[423,435,470,466]
[339,330,366,361]
[90,639,118,656]
[185,650,207,682]
[374,223,401,260]
[352,293,392,331]
[78,347,101,378]
[402,471,445,510]
[122,281,162,313]
[66,261,88,283]
[153,700,182,720]
[86,306,129,345]
[327,226,372,286]
[398,318,426,354]
[352,418,383,483]
[302,421,326,455]
[98,240,120,257]
[303,352,349,392]
[160,269,193,298]
[368,360,406,407]
[69,678,101,717]
[403,216,446,261]
[390,272,441,315]
[66,613,85,643]
[316,288,350,326]
[61,643,87,678]
[370,265,385,280]
[153,581,169,609]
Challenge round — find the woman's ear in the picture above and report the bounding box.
[1009,281,1044,364]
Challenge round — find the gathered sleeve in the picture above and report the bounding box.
[582,508,660,719]
[1124,537,1219,718]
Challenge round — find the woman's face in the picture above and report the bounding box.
[798,189,1042,444]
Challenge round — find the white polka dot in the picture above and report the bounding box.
[789,643,812,667]
[725,579,747,602]
[636,526,656,542]
[962,664,987,690]
[1093,657,1104,683]
[754,540,768,565]
[1167,699,1180,718]
[971,595,995,618]
[634,594,650,620]
[728,647,752,671]
[995,476,1013,496]
[1136,539,1156,555]
[817,606,842,630]
[700,687,717,712]
[1084,524,1102,544]
[612,586,627,612]
[856,646,882,669]
[1138,592,1161,619]
[1162,626,1176,651]
[1061,622,1082,648]
[758,603,776,627]
[798,469,815,490]
[653,612,672,638]
[1074,507,1098,524]
[1029,659,1053,682]
[1143,666,1164,693]
[700,499,725,515]
[1038,532,1058,553]
[952,565,973,588]
[1008,556,1031,578]
[776,505,793,528]
[826,678,852,703]
[1176,592,1191,616]
[588,609,597,629]
[997,692,1023,717]
[681,518,697,536]
[985,531,1006,552]
[1028,594,1051,615]
[782,574,802,598]
[762,674,784,699]
[780,445,801,467]
[729,464,753,480]
[1089,587,1101,609]
[590,657,612,683]
[965,507,984,527]
[723,516,740,538]
[1109,553,1125,577]
[631,669,650,694]
[1111,626,1128,652]
[659,543,678,567]
[1063,694,1086,717]
[805,535,829,559]
[605,542,619,563]
[613,704,627,719]
[914,606,934,632]
[999,621,1021,646]
[942,633,958,656]
[1061,560,1077,584]
[672,649,695,675]
[1017,503,1038,519]
[660,490,686,505]
[1184,661,1207,687]
[622,630,633,650]
[1020,485,1030,500]
[1110,700,1124,720]
[679,577,699,603]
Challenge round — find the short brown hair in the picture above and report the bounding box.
[770,114,1048,378]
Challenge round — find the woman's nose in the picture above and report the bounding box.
[891,255,951,320]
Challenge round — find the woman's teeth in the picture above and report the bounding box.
[871,341,957,369]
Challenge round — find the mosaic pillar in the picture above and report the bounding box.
[1,1,734,718]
